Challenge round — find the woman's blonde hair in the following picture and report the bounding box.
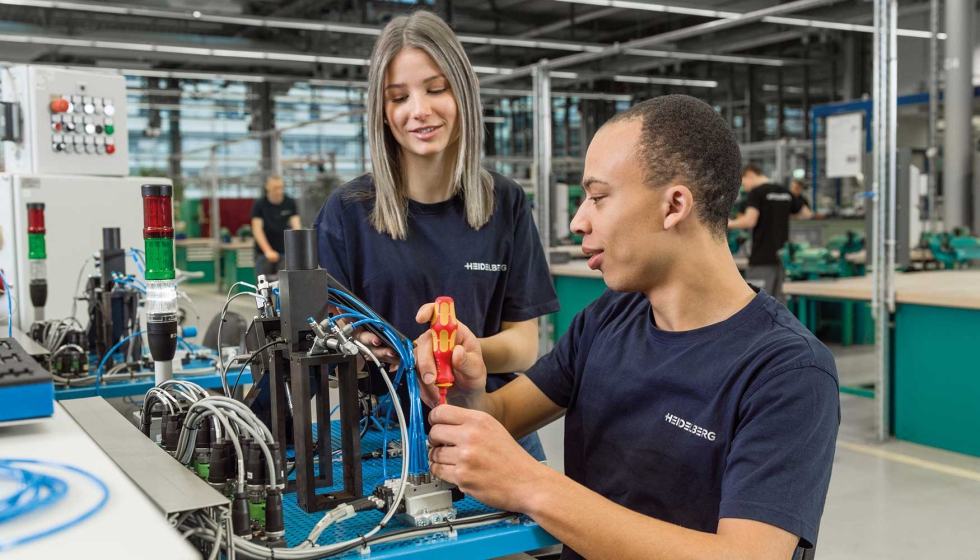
[365,10,494,240]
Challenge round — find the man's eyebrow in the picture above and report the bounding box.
[385,74,446,91]
[582,177,610,190]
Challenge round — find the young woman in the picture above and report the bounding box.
[313,10,558,460]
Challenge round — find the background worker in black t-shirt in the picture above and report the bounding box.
[728,163,812,302]
[250,175,300,279]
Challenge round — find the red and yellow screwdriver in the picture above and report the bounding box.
[430,296,458,405]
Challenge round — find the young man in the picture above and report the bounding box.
[414,95,839,560]
[729,164,812,302]
[250,175,300,279]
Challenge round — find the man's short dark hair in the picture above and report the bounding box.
[742,162,765,177]
[604,95,742,238]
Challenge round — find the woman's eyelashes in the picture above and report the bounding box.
[388,89,447,104]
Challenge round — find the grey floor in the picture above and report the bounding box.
[818,343,980,560]
[178,285,980,558]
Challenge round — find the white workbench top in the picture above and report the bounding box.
[0,404,199,559]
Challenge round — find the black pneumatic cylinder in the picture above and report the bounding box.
[283,229,318,271]
[102,227,121,252]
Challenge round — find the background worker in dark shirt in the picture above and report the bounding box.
[250,175,300,279]
[729,163,812,302]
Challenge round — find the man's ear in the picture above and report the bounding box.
[663,185,695,231]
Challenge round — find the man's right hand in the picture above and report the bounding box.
[414,303,488,409]
[264,250,280,263]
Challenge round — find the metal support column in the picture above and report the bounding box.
[210,147,222,294]
[927,0,940,232]
[802,40,811,140]
[745,66,757,142]
[944,0,975,231]
[167,81,182,181]
[271,131,283,178]
[872,0,898,442]
[776,67,785,139]
[251,82,276,181]
[532,63,554,355]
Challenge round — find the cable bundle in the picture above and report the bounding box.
[325,287,428,477]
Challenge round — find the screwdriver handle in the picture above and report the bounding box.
[430,296,458,405]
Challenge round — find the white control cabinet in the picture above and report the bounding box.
[1,66,129,176]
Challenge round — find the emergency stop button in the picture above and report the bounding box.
[50,99,70,113]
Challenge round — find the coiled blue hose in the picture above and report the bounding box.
[0,458,109,551]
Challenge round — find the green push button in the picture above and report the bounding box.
[105,125,115,135]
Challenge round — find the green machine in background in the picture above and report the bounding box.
[923,229,980,268]
[783,231,872,347]
[781,231,865,280]
[174,238,216,284]
[181,199,202,238]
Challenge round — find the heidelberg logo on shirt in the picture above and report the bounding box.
[464,262,508,272]
[766,192,793,202]
[665,413,716,441]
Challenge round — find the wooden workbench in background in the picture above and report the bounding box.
[786,270,980,458]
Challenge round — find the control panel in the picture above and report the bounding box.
[1,66,129,176]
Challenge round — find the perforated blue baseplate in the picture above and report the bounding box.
[281,421,558,559]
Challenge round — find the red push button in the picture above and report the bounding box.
[106,144,116,155]
[50,99,70,113]
[51,122,63,132]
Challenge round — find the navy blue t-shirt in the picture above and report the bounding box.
[312,172,560,393]
[526,289,839,559]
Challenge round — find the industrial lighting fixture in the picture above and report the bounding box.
[548,0,946,40]
[0,0,946,44]
[0,33,372,66]
[623,48,788,67]
[480,88,632,101]
[0,0,864,67]
[611,75,718,88]
[551,0,734,18]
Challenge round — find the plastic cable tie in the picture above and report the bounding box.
[446,518,457,539]
[357,534,370,555]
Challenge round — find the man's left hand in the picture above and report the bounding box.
[428,405,550,512]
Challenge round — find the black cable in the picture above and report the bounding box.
[230,338,284,396]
